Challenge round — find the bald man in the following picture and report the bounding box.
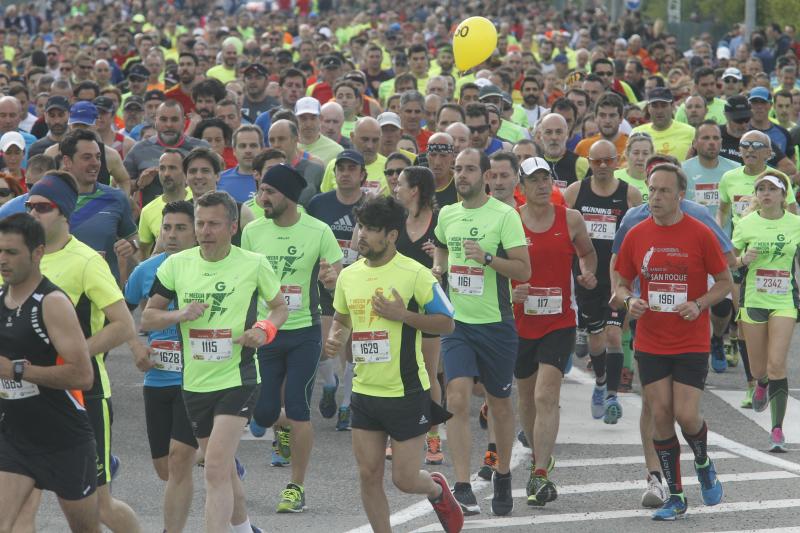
[267,119,325,206]
[564,139,642,424]
[539,113,590,194]
[445,122,471,155]
[320,101,353,149]
[320,117,389,195]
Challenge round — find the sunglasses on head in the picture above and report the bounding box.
[739,140,767,150]
[25,201,59,213]
[469,124,490,134]
[384,168,404,177]
[0,188,12,197]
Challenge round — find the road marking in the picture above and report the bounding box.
[710,388,800,443]
[709,431,800,473]
[700,528,800,533]
[483,470,798,500]
[410,499,800,531]
[555,450,737,468]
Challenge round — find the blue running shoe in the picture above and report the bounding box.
[235,457,246,480]
[109,454,120,481]
[652,493,687,521]
[591,383,606,419]
[319,375,339,419]
[270,441,291,467]
[336,406,351,431]
[603,395,622,424]
[249,419,266,438]
[695,458,723,505]
[710,336,727,373]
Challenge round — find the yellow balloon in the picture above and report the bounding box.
[452,16,498,72]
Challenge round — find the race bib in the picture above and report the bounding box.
[449,265,484,295]
[0,376,39,400]
[189,329,233,361]
[150,340,183,372]
[647,282,688,312]
[351,331,391,363]
[755,269,790,295]
[584,214,617,241]
[694,183,719,207]
[361,180,383,197]
[554,179,568,194]
[524,287,563,315]
[337,239,358,266]
[281,285,303,311]
[733,195,751,216]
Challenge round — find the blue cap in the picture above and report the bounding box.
[335,149,365,167]
[389,22,401,32]
[68,101,98,126]
[748,86,771,102]
[554,54,568,64]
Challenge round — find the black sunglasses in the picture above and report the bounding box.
[384,168,404,177]
[469,124,490,134]
[740,140,767,150]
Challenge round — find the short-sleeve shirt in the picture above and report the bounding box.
[150,246,281,393]
[615,215,728,355]
[731,210,800,310]
[41,237,124,399]
[306,190,363,264]
[614,168,649,201]
[319,154,389,196]
[219,166,257,203]
[138,189,193,246]
[718,167,797,229]
[332,252,453,397]
[241,212,343,330]
[631,121,695,162]
[682,156,740,222]
[433,196,527,324]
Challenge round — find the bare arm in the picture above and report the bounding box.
[432,246,449,283]
[627,184,643,208]
[239,203,255,229]
[263,293,289,330]
[463,241,531,281]
[716,201,730,230]
[141,293,196,331]
[87,299,136,356]
[562,181,580,208]
[324,311,353,358]
[105,147,131,195]
[371,288,455,335]
[567,209,597,278]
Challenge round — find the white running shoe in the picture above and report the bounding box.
[641,474,667,508]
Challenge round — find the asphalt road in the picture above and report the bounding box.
[31,328,800,533]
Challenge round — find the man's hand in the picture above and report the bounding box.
[627,297,649,319]
[741,247,759,267]
[463,240,486,264]
[136,167,159,190]
[234,328,267,348]
[431,265,444,284]
[113,238,135,259]
[512,283,530,304]
[318,259,337,289]
[577,272,597,290]
[179,302,209,322]
[371,288,408,322]
[421,239,436,258]
[131,342,156,372]
[324,334,345,358]
[675,300,701,322]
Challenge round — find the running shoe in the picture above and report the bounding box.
[724,337,739,367]
[452,483,480,516]
[110,454,120,481]
[517,429,530,448]
[710,336,727,373]
[575,327,588,358]
[591,383,607,419]
[270,441,291,467]
[525,455,556,490]
[770,427,787,453]
[276,426,291,460]
[651,493,687,521]
[491,472,513,516]
[319,375,339,419]
[695,458,723,506]
[603,395,622,425]
[249,419,266,438]
[336,406,351,431]
[276,483,306,513]
[618,368,634,393]
[251,527,263,533]
[429,473,464,533]
[425,434,444,465]
[478,402,488,430]
[752,382,769,412]
[641,474,667,508]
[477,450,497,481]
[741,384,754,409]
[235,457,246,480]
[526,474,557,507]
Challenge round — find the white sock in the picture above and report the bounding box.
[231,517,252,533]
[340,362,355,408]
[318,358,337,387]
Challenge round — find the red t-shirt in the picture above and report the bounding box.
[615,214,727,355]
[415,129,433,153]
[164,85,196,115]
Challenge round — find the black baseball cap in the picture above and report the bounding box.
[45,95,70,112]
[321,55,342,69]
[128,63,150,80]
[123,95,145,111]
[335,149,364,167]
[145,89,166,102]
[647,87,674,103]
[243,63,268,77]
[92,96,115,113]
[724,95,752,120]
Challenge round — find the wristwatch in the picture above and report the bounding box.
[12,360,26,382]
[483,252,494,266]
[624,296,634,310]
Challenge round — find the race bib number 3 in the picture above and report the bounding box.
[584,214,616,241]
[189,329,233,361]
[337,239,357,266]
[694,183,719,206]
[755,269,790,295]
[351,331,391,363]
[524,287,563,315]
[150,340,182,372]
[449,265,484,295]
[647,282,688,312]
[281,285,303,311]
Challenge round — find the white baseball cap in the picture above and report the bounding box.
[377,111,401,129]
[0,131,25,152]
[519,157,551,177]
[722,67,743,81]
[754,174,786,192]
[295,96,321,117]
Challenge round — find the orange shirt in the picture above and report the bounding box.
[574,133,629,165]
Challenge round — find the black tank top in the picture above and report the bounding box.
[396,210,438,268]
[573,178,629,284]
[98,139,111,186]
[0,277,94,451]
[549,151,580,191]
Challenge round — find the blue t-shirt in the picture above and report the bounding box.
[0,192,27,217]
[256,111,272,142]
[219,166,257,202]
[124,253,182,387]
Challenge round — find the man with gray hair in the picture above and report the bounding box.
[267,119,325,205]
[400,90,432,153]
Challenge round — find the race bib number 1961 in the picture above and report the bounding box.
[647,282,688,312]
[189,329,233,361]
[351,331,391,363]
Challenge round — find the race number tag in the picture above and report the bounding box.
[337,239,358,266]
[554,179,568,194]
[150,340,183,372]
[449,265,485,295]
[0,376,39,400]
[733,195,751,216]
[755,269,790,295]
[189,329,233,361]
[281,285,303,310]
[361,180,383,197]
[647,282,688,312]
[584,214,617,241]
[524,287,563,315]
[351,331,391,363]
[694,183,719,206]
